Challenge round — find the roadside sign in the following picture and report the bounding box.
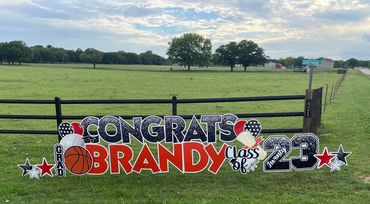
[302,59,324,92]
[302,59,324,66]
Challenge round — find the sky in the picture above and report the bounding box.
[0,0,369,60]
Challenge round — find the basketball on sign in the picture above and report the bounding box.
[64,146,92,175]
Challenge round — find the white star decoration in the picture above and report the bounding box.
[28,167,40,179]
[330,158,344,172]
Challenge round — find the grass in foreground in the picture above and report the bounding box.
[0,64,369,203]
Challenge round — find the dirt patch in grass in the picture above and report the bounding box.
[358,175,370,184]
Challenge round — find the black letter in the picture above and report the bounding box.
[80,116,100,142]
[219,114,238,142]
[120,117,143,144]
[184,116,207,142]
[98,116,122,143]
[201,115,221,143]
[164,116,185,143]
[141,116,165,143]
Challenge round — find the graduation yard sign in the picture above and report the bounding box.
[18,114,351,178]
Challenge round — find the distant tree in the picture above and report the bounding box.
[270,58,284,64]
[275,56,304,68]
[30,45,43,63]
[4,41,30,65]
[42,47,56,63]
[215,42,239,72]
[251,47,268,67]
[31,45,57,63]
[124,52,141,64]
[238,40,267,71]
[211,53,221,65]
[167,33,212,71]
[116,51,127,64]
[0,41,169,65]
[139,51,153,65]
[102,52,120,64]
[79,48,103,69]
[66,49,79,62]
[139,50,166,65]
[164,58,172,65]
[357,60,368,68]
[334,60,345,68]
[294,56,304,67]
[53,48,69,63]
[75,49,83,62]
[0,42,6,64]
[198,39,212,68]
[345,58,358,68]
[154,54,166,65]
[283,57,295,68]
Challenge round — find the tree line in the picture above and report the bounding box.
[0,41,167,68]
[0,34,268,71]
[1,34,369,70]
[271,56,370,69]
[332,58,370,68]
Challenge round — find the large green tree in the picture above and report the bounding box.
[79,48,103,69]
[215,40,267,72]
[238,40,267,71]
[215,42,239,72]
[167,33,212,71]
[198,38,212,68]
[4,41,30,65]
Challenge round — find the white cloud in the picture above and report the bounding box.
[0,0,50,10]
[0,0,369,59]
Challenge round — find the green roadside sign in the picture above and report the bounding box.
[302,59,324,66]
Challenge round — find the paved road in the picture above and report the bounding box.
[356,68,370,75]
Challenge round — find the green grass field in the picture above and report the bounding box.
[0,64,369,203]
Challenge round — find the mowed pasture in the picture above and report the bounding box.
[0,64,369,203]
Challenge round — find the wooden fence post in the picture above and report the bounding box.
[303,87,323,134]
[55,97,63,141]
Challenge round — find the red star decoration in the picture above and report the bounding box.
[315,147,335,168]
[36,158,55,177]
